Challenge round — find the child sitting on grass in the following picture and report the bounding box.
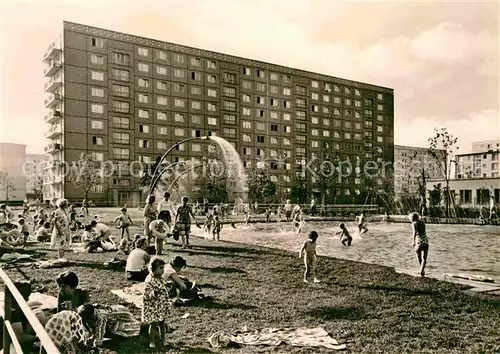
[36,222,51,242]
[299,231,320,283]
[335,223,353,246]
[143,257,170,349]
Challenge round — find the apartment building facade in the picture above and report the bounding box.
[0,143,27,201]
[456,151,500,179]
[25,154,50,199]
[472,140,500,153]
[393,145,445,199]
[43,21,394,205]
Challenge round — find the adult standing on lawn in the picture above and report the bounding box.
[51,198,71,260]
[174,196,200,249]
[143,195,157,246]
[157,192,176,227]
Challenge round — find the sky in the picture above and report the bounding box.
[0,0,499,154]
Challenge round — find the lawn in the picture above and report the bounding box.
[4,232,500,354]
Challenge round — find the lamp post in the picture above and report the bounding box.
[148,136,209,195]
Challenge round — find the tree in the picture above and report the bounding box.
[429,183,443,207]
[66,153,103,200]
[0,171,16,201]
[290,177,309,204]
[428,128,459,217]
[306,142,339,205]
[247,170,277,203]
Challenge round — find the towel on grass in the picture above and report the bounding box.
[0,292,57,318]
[208,327,346,350]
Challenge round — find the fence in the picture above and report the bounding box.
[0,268,59,354]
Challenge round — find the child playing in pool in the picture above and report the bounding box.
[143,257,170,349]
[265,208,271,224]
[356,211,368,235]
[204,213,214,238]
[298,231,320,283]
[411,213,429,277]
[335,223,353,246]
[293,210,305,233]
[244,210,250,225]
[212,216,222,241]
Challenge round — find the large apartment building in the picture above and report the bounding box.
[393,145,445,199]
[43,21,394,205]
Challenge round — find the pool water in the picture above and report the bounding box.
[191,221,500,281]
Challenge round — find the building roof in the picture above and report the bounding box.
[456,150,500,157]
[63,21,394,94]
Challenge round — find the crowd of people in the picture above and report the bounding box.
[0,189,461,353]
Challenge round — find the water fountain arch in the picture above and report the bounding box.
[148,136,248,202]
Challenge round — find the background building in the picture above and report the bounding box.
[394,145,444,199]
[456,141,500,179]
[472,140,500,153]
[426,177,500,208]
[0,143,27,201]
[25,154,50,200]
[43,21,394,205]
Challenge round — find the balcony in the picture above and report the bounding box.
[44,110,62,124]
[44,94,62,108]
[44,76,62,92]
[44,142,62,154]
[44,60,62,77]
[43,42,62,61]
[44,125,62,139]
[44,160,60,170]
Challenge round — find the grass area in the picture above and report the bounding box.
[4,232,500,354]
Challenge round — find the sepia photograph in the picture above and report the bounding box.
[0,0,499,353]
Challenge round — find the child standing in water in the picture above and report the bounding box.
[212,216,223,241]
[143,257,170,348]
[411,213,429,277]
[299,231,320,283]
[335,223,353,246]
[356,211,368,235]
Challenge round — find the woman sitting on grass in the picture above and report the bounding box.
[125,238,151,281]
[45,306,97,354]
[163,256,189,294]
[56,271,90,312]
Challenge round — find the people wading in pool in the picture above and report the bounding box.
[411,213,429,277]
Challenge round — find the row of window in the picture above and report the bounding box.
[93,115,386,137]
[90,101,386,123]
[89,52,386,100]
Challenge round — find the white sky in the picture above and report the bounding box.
[0,0,499,154]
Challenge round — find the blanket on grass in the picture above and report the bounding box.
[111,282,209,309]
[208,327,346,350]
[0,292,57,318]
